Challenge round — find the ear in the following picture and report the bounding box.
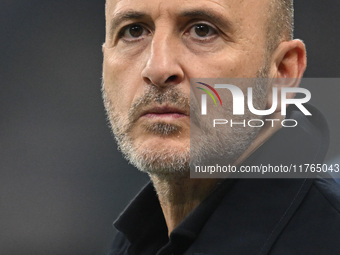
[266,39,307,113]
[272,39,307,79]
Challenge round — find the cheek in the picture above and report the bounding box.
[104,50,132,92]
[187,38,267,78]
[103,49,145,113]
[185,54,244,78]
[182,44,256,78]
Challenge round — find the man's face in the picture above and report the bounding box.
[103,0,272,174]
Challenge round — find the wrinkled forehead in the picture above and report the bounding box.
[105,0,271,34]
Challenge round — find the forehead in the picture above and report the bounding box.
[106,0,270,29]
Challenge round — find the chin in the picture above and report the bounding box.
[127,139,190,175]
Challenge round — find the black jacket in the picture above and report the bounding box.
[108,105,340,255]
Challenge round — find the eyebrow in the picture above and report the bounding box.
[109,9,234,37]
[110,11,147,36]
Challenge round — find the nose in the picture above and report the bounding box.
[141,33,185,88]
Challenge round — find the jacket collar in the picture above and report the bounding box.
[114,104,329,255]
[185,178,314,254]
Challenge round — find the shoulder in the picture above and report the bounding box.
[311,177,340,214]
[269,177,340,255]
[107,231,130,255]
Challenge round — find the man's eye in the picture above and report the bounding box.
[189,24,218,39]
[120,24,150,40]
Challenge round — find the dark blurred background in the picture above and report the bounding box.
[0,1,339,254]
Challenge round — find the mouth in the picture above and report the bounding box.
[140,106,189,120]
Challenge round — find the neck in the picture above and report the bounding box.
[150,173,219,236]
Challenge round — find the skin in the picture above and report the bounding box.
[103,0,306,235]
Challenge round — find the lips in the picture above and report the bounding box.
[140,106,189,120]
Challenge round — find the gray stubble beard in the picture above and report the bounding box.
[102,64,269,178]
[190,77,268,168]
[102,84,190,177]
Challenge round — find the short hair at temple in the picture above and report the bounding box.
[267,0,294,53]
